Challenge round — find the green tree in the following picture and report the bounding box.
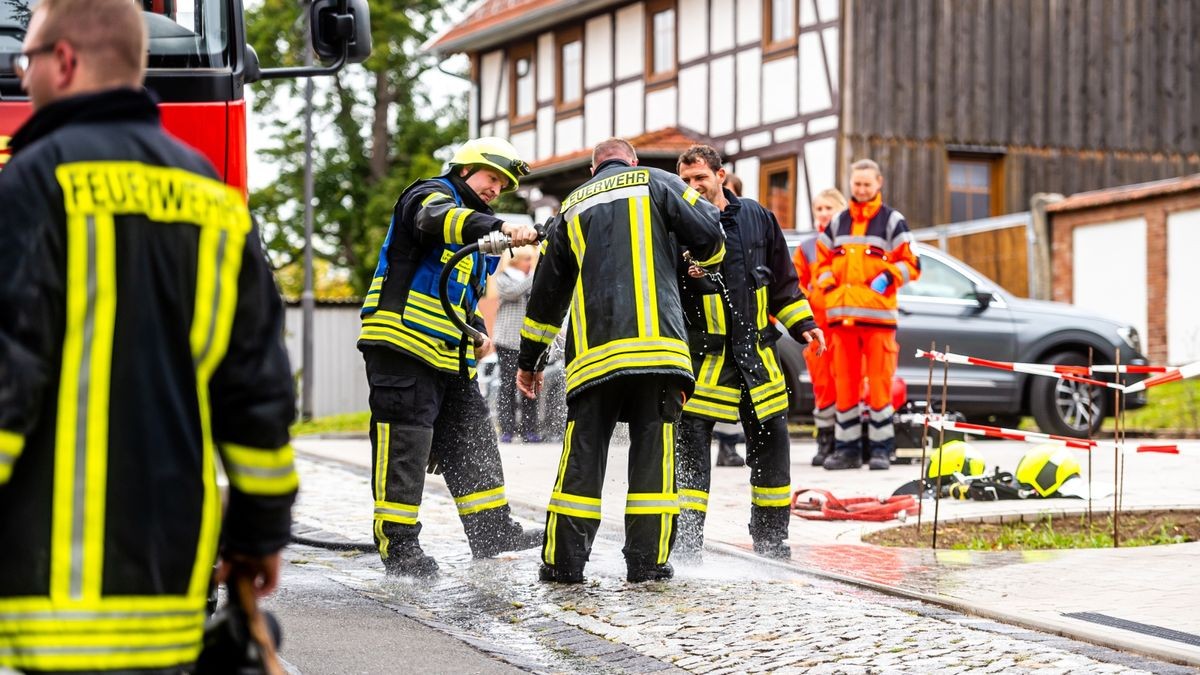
[245,0,467,295]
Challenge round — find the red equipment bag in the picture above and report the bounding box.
[790,488,919,522]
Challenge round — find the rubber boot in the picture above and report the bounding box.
[538,564,584,584]
[715,432,746,467]
[810,427,835,466]
[627,562,674,582]
[752,539,792,559]
[868,446,891,470]
[822,447,862,470]
[466,513,544,559]
[382,538,439,578]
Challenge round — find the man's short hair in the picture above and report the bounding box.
[592,138,637,167]
[677,144,723,173]
[34,0,147,85]
[850,158,883,178]
[724,173,743,196]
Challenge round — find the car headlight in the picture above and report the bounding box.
[1117,325,1141,353]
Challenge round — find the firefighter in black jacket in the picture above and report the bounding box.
[673,145,824,562]
[358,137,542,577]
[516,138,725,584]
[0,1,295,670]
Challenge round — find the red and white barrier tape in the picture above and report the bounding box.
[912,414,1195,455]
[915,349,1125,392]
[1122,360,1200,394]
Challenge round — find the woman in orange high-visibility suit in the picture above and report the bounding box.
[814,160,920,470]
[792,188,847,466]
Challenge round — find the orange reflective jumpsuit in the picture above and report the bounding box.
[814,194,920,466]
[792,226,836,461]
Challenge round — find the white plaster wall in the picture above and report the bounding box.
[761,55,798,124]
[584,89,614,146]
[741,131,771,150]
[492,119,509,139]
[709,56,735,136]
[614,4,645,79]
[677,64,709,133]
[808,114,838,134]
[480,50,505,118]
[555,116,584,156]
[614,80,645,137]
[816,0,839,21]
[823,27,839,97]
[800,0,817,27]
[585,15,613,89]
[678,0,709,63]
[735,0,761,45]
[710,0,735,52]
[804,136,836,193]
[734,156,760,201]
[536,106,556,160]
[537,32,555,104]
[511,130,536,168]
[774,122,805,142]
[1072,219,1148,352]
[799,31,831,114]
[735,48,762,129]
[1167,208,1200,364]
[795,155,812,231]
[645,86,678,131]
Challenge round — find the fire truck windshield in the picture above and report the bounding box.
[1,0,229,74]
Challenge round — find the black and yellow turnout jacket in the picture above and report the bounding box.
[678,189,817,422]
[518,159,724,398]
[0,89,297,672]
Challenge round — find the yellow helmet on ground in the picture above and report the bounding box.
[926,440,986,480]
[1015,444,1082,497]
[449,137,530,192]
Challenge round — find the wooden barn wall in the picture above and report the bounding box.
[945,227,1029,297]
[842,0,1200,228]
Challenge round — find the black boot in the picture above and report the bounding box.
[811,427,835,466]
[752,539,792,559]
[539,564,584,584]
[627,562,674,582]
[715,433,746,467]
[868,446,891,470]
[822,448,862,470]
[468,518,543,559]
[382,539,439,578]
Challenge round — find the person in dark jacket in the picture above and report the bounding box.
[673,145,825,562]
[358,137,543,577]
[0,0,296,670]
[516,138,724,584]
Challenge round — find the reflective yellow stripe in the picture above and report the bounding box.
[626,492,679,516]
[454,486,508,515]
[775,299,813,328]
[567,215,588,354]
[683,397,739,421]
[679,488,709,512]
[443,207,471,244]
[545,421,575,564]
[702,294,726,334]
[691,241,725,267]
[221,443,299,497]
[756,286,769,329]
[682,186,701,205]
[359,311,465,373]
[658,421,675,564]
[0,430,23,484]
[521,317,559,345]
[751,484,793,507]
[374,422,389,503]
[421,191,451,207]
[374,500,420,525]
[547,491,603,519]
[565,337,691,392]
[628,195,659,337]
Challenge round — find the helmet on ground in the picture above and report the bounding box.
[449,137,530,192]
[1015,444,1082,497]
[926,440,986,480]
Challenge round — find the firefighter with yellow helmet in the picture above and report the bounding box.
[358,137,542,577]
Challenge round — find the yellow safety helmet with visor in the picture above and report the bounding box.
[450,137,530,193]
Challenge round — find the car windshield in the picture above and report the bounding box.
[1,0,228,72]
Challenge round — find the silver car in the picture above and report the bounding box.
[777,239,1147,438]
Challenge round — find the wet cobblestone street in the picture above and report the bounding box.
[283,454,1196,674]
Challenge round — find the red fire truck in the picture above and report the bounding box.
[1,0,371,188]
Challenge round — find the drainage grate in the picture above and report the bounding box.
[1063,612,1200,648]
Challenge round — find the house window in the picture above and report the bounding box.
[557,28,583,113]
[509,44,536,126]
[760,157,796,230]
[763,0,797,55]
[646,0,676,83]
[947,156,1001,223]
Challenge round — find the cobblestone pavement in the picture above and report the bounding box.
[288,455,1196,674]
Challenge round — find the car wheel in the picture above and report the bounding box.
[1029,351,1106,438]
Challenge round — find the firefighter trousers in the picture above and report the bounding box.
[364,347,523,563]
[803,331,837,432]
[829,324,899,456]
[676,398,792,552]
[541,375,683,573]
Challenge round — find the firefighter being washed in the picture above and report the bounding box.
[673,145,825,562]
[516,138,725,584]
[358,137,543,577]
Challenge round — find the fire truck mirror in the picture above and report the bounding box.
[310,0,373,65]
